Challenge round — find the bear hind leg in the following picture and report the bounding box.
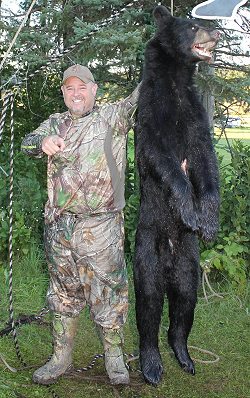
[167,257,199,375]
[168,290,196,374]
[134,228,164,385]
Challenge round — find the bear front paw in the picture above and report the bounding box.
[199,218,219,242]
[170,179,199,231]
[180,207,199,231]
[198,197,220,241]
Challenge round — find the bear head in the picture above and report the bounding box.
[153,5,220,64]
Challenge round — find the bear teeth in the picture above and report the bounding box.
[193,45,211,57]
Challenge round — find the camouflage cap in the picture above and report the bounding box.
[62,64,95,84]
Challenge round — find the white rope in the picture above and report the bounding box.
[0,0,37,72]
[188,346,220,364]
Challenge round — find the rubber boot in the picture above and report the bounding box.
[33,313,78,385]
[101,328,130,385]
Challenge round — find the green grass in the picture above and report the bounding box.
[0,248,249,398]
[215,126,250,165]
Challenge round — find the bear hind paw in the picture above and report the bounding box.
[140,348,163,386]
[171,346,195,375]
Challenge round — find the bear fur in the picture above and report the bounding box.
[134,5,220,386]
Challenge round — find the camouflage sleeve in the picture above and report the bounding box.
[108,82,141,134]
[121,82,141,118]
[21,118,51,158]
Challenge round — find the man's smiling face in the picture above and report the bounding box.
[61,76,98,117]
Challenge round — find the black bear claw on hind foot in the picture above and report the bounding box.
[169,339,195,375]
[140,350,163,386]
[174,351,195,375]
[142,362,164,386]
[180,359,195,375]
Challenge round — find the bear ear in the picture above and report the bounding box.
[153,5,172,27]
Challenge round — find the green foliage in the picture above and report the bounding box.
[1,0,248,161]
[124,132,139,263]
[0,146,47,265]
[214,69,250,118]
[0,209,32,261]
[201,140,250,290]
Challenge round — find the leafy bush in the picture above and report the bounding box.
[201,140,249,290]
[124,133,139,264]
[0,146,46,264]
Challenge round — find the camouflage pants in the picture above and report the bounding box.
[44,212,128,329]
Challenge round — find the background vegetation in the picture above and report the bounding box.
[0,0,249,397]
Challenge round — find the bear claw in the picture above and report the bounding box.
[170,343,195,375]
[140,348,163,386]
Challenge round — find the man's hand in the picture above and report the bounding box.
[42,135,65,156]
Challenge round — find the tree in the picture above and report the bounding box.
[1,1,249,109]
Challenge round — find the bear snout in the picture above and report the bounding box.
[210,29,221,42]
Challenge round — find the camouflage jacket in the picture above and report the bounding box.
[21,87,139,223]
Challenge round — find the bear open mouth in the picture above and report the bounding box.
[192,41,216,61]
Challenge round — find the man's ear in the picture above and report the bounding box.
[92,83,98,96]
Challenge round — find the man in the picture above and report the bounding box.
[21,64,139,385]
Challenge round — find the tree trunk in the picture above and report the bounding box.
[198,63,215,137]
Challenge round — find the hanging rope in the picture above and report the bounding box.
[6,92,27,367]
[0,0,37,72]
[0,92,13,144]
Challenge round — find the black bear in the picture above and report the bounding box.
[134,5,220,386]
